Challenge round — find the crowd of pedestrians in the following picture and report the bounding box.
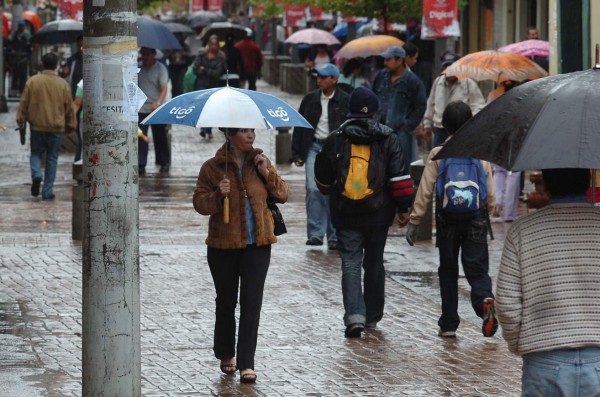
[11,14,600,395]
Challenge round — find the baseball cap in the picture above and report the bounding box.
[17,19,26,26]
[441,52,461,67]
[346,87,380,119]
[311,63,340,78]
[381,46,406,59]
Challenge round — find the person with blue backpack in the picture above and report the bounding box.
[405,100,498,338]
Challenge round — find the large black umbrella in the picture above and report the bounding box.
[164,22,194,36]
[434,67,600,171]
[32,19,82,45]
[187,11,226,30]
[199,22,248,44]
[137,16,182,50]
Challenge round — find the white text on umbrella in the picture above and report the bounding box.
[170,106,195,119]
[267,107,290,122]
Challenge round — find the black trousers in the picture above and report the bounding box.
[207,244,271,370]
[138,113,169,168]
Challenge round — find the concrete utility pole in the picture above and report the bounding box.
[82,0,140,394]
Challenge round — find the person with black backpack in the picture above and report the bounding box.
[405,100,498,339]
[315,87,415,338]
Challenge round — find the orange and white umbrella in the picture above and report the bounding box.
[444,51,547,82]
[334,34,404,60]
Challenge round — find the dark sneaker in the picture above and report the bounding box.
[482,298,499,337]
[200,131,206,138]
[438,329,457,338]
[305,237,323,246]
[42,194,55,201]
[31,177,42,197]
[344,323,364,338]
[327,241,338,250]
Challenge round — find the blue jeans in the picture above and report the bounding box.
[436,215,493,332]
[30,130,63,199]
[522,348,600,397]
[338,226,388,326]
[432,126,448,148]
[305,142,336,243]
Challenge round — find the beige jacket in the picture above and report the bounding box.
[409,144,495,225]
[16,70,76,133]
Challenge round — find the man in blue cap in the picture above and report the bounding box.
[372,46,426,171]
[292,63,349,250]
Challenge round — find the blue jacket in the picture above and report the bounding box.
[372,69,426,134]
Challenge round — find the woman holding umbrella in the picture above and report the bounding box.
[193,127,288,383]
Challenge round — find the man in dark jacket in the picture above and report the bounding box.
[315,87,414,338]
[292,63,350,250]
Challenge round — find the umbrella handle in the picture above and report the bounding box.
[223,196,230,224]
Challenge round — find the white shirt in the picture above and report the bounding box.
[314,90,334,140]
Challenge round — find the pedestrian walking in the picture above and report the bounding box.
[292,63,349,250]
[405,101,498,338]
[193,127,288,384]
[8,19,31,96]
[235,30,263,91]
[422,52,486,148]
[138,47,170,175]
[372,46,426,171]
[314,87,414,338]
[496,168,600,396]
[167,33,192,98]
[192,35,226,138]
[16,52,76,200]
[60,35,84,162]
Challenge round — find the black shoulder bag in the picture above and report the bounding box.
[257,168,287,236]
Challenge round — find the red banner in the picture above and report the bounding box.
[190,0,203,12]
[285,5,305,28]
[58,0,83,21]
[421,0,460,39]
[207,0,222,14]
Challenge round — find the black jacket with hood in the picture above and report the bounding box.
[314,118,414,228]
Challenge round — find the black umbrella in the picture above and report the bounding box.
[434,67,600,171]
[32,19,82,45]
[199,22,248,44]
[164,22,194,35]
[137,16,182,50]
[187,11,227,30]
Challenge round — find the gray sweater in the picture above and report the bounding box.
[496,203,600,355]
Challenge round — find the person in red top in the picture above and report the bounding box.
[234,30,263,91]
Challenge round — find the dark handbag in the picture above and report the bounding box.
[267,197,287,236]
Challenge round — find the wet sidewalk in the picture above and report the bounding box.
[0,80,522,396]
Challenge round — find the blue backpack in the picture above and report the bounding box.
[435,158,487,220]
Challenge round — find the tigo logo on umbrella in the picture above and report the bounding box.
[169,106,195,119]
[267,107,290,121]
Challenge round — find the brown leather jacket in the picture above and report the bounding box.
[193,144,288,249]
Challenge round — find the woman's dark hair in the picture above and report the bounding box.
[342,58,362,78]
[403,42,419,57]
[219,127,239,136]
[42,52,59,69]
[542,168,590,197]
[441,101,472,135]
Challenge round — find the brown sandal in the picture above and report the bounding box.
[240,369,257,383]
[220,359,237,375]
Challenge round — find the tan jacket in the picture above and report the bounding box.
[409,144,495,225]
[193,144,288,249]
[16,70,76,133]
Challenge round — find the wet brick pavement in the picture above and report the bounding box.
[0,79,523,396]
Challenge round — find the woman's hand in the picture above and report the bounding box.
[254,154,269,179]
[218,178,230,197]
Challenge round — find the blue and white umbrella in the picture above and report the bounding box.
[141,86,312,129]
